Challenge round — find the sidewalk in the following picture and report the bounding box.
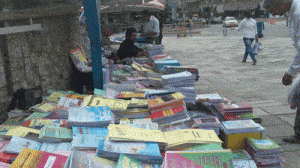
[162,21,300,167]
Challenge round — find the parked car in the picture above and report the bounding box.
[212,16,222,24]
[223,16,238,27]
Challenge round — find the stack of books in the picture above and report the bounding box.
[232,150,257,168]
[144,89,175,99]
[192,116,222,135]
[161,71,196,88]
[221,120,265,135]
[213,102,253,121]
[165,86,197,104]
[245,137,284,168]
[196,93,225,104]
[150,54,172,61]
[148,92,190,125]
[153,59,180,72]
[163,65,199,81]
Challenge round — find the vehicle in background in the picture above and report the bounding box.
[212,16,222,24]
[198,18,206,24]
[223,16,238,27]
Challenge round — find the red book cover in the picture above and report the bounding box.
[149,100,185,112]
[0,152,18,164]
[150,106,185,120]
[218,103,252,112]
[36,151,68,168]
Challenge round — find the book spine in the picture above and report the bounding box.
[150,106,185,120]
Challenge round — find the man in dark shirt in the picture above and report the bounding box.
[117,27,146,60]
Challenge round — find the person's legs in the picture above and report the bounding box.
[283,105,300,143]
[242,38,250,62]
[247,39,257,64]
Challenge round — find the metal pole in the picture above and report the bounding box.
[82,0,103,89]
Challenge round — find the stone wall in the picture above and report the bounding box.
[0,12,82,110]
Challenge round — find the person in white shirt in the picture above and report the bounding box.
[264,0,299,143]
[236,11,258,65]
[141,10,160,44]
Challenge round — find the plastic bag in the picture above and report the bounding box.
[288,75,300,109]
[252,41,263,54]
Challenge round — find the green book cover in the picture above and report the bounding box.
[25,112,49,121]
[232,150,252,160]
[247,137,280,150]
[2,116,26,126]
[116,154,142,168]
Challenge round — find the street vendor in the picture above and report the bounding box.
[116,27,147,61]
[140,10,160,44]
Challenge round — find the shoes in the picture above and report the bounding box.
[252,62,256,65]
[282,135,300,144]
[242,60,246,63]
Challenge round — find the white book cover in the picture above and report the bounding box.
[4,136,42,154]
[161,71,193,80]
[68,106,112,122]
[222,120,259,130]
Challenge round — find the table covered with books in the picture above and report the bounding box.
[0,44,284,168]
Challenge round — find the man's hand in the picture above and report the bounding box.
[282,73,293,86]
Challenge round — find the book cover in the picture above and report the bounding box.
[68,106,113,125]
[47,105,69,119]
[0,152,18,164]
[22,119,67,129]
[70,48,92,72]
[65,94,86,100]
[70,150,116,168]
[58,97,83,108]
[247,137,281,150]
[116,154,143,168]
[39,125,73,142]
[161,71,192,80]
[193,117,221,127]
[82,95,130,112]
[116,93,145,99]
[5,126,40,138]
[163,150,233,168]
[72,127,108,136]
[4,136,42,154]
[222,120,259,130]
[47,92,66,103]
[30,101,57,113]
[148,92,185,108]
[232,150,252,160]
[72,134,106,149]
[10,148,68,168]
[25,112,49,121]
[150,106,186,120]
[40,142,72,153]
[232,159,257,168]
[2,116,27,126]
[0,139,10,152]
[149,100,185,113]
[0,162,11,168]
[171,143,224,152]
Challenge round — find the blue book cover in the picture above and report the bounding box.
[72,127,108,136]
[72,134,106,149]
[4,136,42,154]
[68,106,113,123]
[40,142,72,153]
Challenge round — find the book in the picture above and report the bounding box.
[47,92,66,103]
[221,120,265,134]
[0,125,19,136]
[246,137,281,151]
[153,59,180,71]
[2,116,27,126]
[22,119,67,129]
[196,93,223,103]
[40,142,72,153]
[10,148,68,168]
[70,150,116,168]
[116,154,143,168]
[163,150,234,168]
[149,100,186,113]
[72,134,106,150]
[232,150,252,160]
[4,126,40,138]
[150,105,186,120]
[67,106,113,127]
[148,92,185,110]
[46,105,69,119]
[39,125,73,142]
[57,97,83,108]
[25,112,49,121]
[193,116,221,128]
[97,140,163,164]
[72,127,108,136]
[0,152,18,164]
[127,99,149,109]
[82,95,130,112]
[0,139,10,152]
[65,94,86,100]
[116,92,145,100]
[4,136,42,154]
[70,48,92,72]
[232,159,257,168]
[30,101,57,113]
[0,162,11,167]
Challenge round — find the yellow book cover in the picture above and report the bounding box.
[10,148,42,168]
[147,92,185,107]
[125,108,150,114]
[28,119,53,128]
[5,126,40,138]
[47,92,65,103]
[108,124,167,143]
[83,95,130,111]
[129,99,148,106]
[31,102,57,113]
[66,94,86,100]
[164,129,222,148]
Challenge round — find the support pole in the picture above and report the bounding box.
[82,0,103,90]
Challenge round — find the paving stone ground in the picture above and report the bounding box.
[162,20,300,167]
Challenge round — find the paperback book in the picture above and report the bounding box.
[30,101,57,113]
[22,119,67,129]
[148,92,185,111]
[46,105,69,119]
[72,127,108,136]
[40,142,72,153]
[70,150,116,168]
[57,97,83,108]
[39,125,73,142]
[72,134,106,150]
[82,95,130,112]
[46,92,66,103]
[4,136,42,154]
[25,112,49,121]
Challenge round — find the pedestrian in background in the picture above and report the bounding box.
[264,0,300,143]
[189,18,194,36]
[235,11,258,65]
[256,20,265,38]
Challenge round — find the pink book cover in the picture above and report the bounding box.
[219,103,252,111]
[36,151,68,168]
[0,162,11,168]
[164,152,203,168]
[0,140,10,152]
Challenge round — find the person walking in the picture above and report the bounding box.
[264,0,300,143]
[235,11,258,65]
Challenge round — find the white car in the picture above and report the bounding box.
[223,17,238,27]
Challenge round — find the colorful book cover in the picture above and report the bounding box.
[70,48,92,72]
[0,139,10,152]
[68,106,113,123]
[30,101,57,113]
[39,125,73,142]
[4,136,42,154]
[2,116,26,126]
[10,148,68,168]
[116,93,145,99]
[65,94,86,100]
[70,150,116,168]
[22,119,67,129]
[232,159,257,168]
[47,92,66,103]
[0,152,18,164]
[232,150,252,160]
[58,97,83,108]
[47,105,69,119]
[148,92,185,107]
[0,162,11,168]
[72,127,108,136]
[163,150,233,168]
[150,106,186,120]
[222,120,259,130]
[72,134,106,149]
[193,117,221,127]
[247,137,280,150]
[5,126,40,138]
[82,95,130,112]
[25,112,49,121]
[116,154,143,168]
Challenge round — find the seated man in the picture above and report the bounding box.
[117,27,147,61]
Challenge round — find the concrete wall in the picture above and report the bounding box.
[0,13,82,110]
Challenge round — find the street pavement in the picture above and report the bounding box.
[162,20,300,167]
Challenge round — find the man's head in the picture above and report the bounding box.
[142,10,152,21]
[263,0,293,16]
[244,11,252,19]
[125,27,137,41]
